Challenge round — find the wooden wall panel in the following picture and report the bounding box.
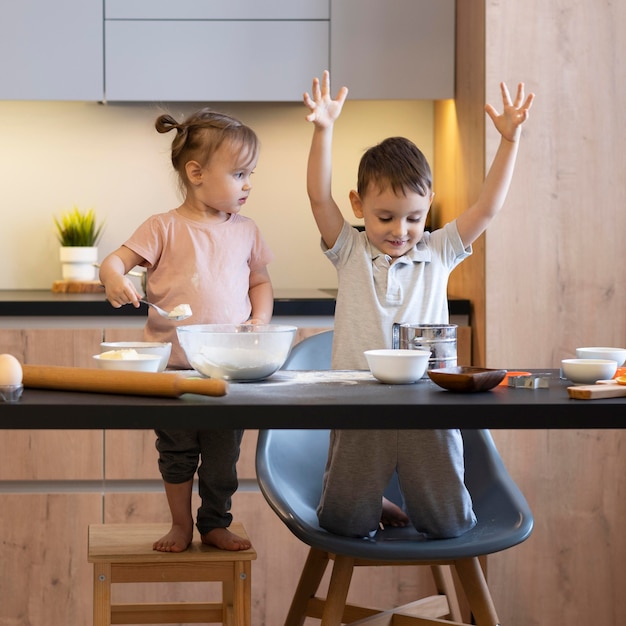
[481,2,626,626]
[0,430,102,480]
[435,0,486,366]
[491,429,626,626]
[102,326,145,343]
[0,493,101,626]
[104,429,160,480]
[484,0,626,370]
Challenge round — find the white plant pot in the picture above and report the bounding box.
[59,246,98,281]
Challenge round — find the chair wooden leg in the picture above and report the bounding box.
[453,558,500,626]
[224,559,251,626]
[285,547,331,626]
[321,555,356,626]
[92,562,111,626]
[430,564,463,622]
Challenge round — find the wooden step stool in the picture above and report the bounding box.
[88,522,256,626]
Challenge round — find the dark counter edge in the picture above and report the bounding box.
[0,290,471,318]
[2,399,625,429]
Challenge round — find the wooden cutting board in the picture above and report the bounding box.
[567,383,626,400]
[52,280,104,293]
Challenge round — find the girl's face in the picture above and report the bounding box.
[187,142,258,217]
[350,185,433,259]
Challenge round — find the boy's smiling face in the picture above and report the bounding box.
[350,184,434,259]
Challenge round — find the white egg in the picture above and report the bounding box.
[0,354,23,385]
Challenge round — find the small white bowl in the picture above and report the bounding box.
[93,351,162,372]
[561,358,618,385]
[364,349,430,384]
[100,341,172,372]
[575,347,626,367]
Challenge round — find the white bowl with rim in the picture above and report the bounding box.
[561,358,618,385]
[575,347,626,367]
[93,350,162,372]
[100,341,172,372]
[364,349,430,384]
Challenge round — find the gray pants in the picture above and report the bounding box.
[317,429,476,539]
[155,429,243,535]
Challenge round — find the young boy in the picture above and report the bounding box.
[303,70,534,539]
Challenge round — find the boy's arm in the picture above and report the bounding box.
[303,71,349,249]
[247,266,274,324]
[456,82,535,248]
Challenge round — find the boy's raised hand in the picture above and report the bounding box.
[485,82,535,143]
[303,70,349,128]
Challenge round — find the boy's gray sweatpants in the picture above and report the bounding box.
[155,429,243,535]
[317,429,476,539]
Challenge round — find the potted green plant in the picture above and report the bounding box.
[54,207,105,281]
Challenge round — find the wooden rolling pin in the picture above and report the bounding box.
[22,364,228,398]
[567,383,626,400]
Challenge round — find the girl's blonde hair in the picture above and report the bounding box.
[155,108,259,194]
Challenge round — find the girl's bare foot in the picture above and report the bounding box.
[201,527,251,551]
[153,523,193,552]
[381,496,410,528]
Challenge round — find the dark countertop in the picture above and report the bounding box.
[2,370,624,429]
[0,289,470,319]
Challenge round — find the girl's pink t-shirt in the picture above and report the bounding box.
[123,209,274,368]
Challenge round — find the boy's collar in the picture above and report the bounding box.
[368,239,432,264]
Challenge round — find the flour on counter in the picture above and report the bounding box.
[261,371,375,386]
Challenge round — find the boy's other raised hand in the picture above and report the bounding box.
[303,70,349,128]
[485,81,535,143]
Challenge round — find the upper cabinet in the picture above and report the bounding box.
[104,0,329,102]
[330,0,455,100]
[0,0,103,101]
[0,0,455,102]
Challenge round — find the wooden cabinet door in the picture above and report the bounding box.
[0,328,102,368]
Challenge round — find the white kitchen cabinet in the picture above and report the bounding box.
[105,0,327,20]
[105,0,454,102]
[104,0,329,102]
[0,0,103,101]
[330,0,455,99]
[1,0,454,102]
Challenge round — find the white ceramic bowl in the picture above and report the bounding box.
[100,341,172,372]
[177,324,297,381]
[364,349,431,384]
[561,358,618,385]
[93,351,162,372]
[575,347,626,367]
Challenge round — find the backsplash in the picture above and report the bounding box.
[0,99,434,291]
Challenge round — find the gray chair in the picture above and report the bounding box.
[282,329,334,371]
[258,331,533,625]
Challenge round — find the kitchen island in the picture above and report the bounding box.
[3,369,624,429]
[1,368,625,626]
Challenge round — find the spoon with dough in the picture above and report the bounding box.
[140,300,192,321]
